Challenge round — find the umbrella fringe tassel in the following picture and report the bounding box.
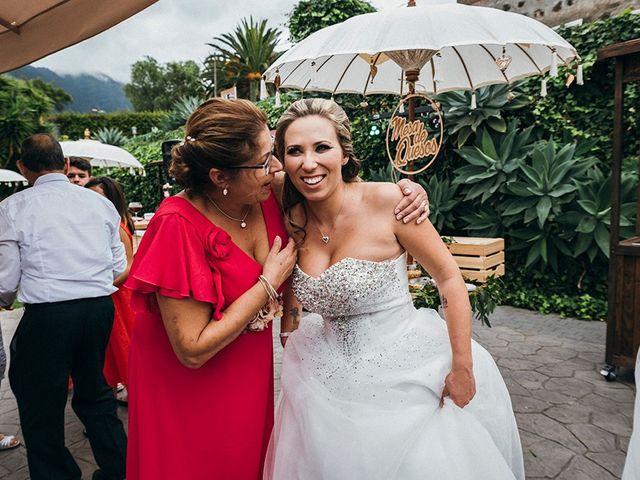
[549,49,558,77]
[275,90,281,107]
[470,91,477,110]
[260,77,268,101]
[540,78,548,97]
[576,64,584,85]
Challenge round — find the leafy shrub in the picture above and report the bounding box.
[50,111,166,140]
[93,127,128,146]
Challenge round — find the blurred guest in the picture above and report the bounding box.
[86,177,135,403]
[67,156,92,186]
[0,134,127,480]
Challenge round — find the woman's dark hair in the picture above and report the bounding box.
[275,98,361,243]
[85,176,135,234]
[169,97,268,194]
[20,134,65,172]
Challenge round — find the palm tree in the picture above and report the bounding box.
[206,17,281,101]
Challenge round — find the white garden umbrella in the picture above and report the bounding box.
[60,139,144,172]
[264,0,581,96]
[0,168,28,186]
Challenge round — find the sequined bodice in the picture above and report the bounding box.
[292,254,412,319]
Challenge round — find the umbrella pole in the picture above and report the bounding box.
[404,69,421,267]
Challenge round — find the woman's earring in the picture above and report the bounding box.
[223,187,228,196]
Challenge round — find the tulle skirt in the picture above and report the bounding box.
[265,304,524,480]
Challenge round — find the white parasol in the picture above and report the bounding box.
[0,168,28,186]
[59,139,144,172]
[264,0,581,97]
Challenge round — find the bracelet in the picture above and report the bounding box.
[258,275,279,303]
[279,332,292,338]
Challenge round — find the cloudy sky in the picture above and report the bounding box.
[33,0,397,83]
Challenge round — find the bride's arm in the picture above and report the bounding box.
[280,285,301,347]
[376,185,475,408]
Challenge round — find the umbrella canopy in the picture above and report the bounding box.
[0,168,28,185]
[264,1,580,95]
[0,0,158,74]
[60,139,144,171]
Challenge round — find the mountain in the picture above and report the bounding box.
[8,65,132,113]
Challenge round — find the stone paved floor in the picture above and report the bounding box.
[0,306,635,479]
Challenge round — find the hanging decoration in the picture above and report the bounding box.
[385,93,444,175]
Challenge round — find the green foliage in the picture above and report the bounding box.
[207,17,281,101]
[256,91,299,128]
[164,96,203,130]
[50,111,166,140]
[436,84,529,148]
[0,76,60,168]
[103,128,183,212]
[124,57,203,111]
[419,174,458,231]
[93,127,128,147]
[519,11,640,164]
[412,276,503,327]
[500,264,608,321]
[453,123,535,203]
[287,0,376,42]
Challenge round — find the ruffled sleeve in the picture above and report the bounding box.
[125,212,226,319]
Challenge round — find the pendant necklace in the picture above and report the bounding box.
[206,194,250,229]
[308,188,346,245]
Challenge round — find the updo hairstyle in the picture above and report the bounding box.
[170,97,268,194]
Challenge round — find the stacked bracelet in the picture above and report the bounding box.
[279,332,292,338]
[258,275,279,303]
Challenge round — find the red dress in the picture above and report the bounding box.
[125,193,286,480]
[103,222,134,387]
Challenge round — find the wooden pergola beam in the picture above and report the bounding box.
[0,16,20,34]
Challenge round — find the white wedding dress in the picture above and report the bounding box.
[264,254,524,480]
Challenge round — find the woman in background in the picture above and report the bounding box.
[86,176,135,401]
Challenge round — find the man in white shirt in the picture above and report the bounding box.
[0,134,127,480]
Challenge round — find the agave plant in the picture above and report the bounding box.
[458,204,503,238]
[452,122,535,203]
[508,223,573,271]
[418,174,459,231]
[94,127,128,147]
[504,139,595,229]
[164,96,203,130]
[436,83,529,148]
[558,169,637,261]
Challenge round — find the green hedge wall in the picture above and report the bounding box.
[50,111,167,140]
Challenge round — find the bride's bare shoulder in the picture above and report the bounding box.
[359,182,403,210]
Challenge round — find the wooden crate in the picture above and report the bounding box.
[447,237,505,283]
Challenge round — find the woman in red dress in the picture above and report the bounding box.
[125,99,297,480]
[86,176,135,394]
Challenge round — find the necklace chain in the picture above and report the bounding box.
[206,194,250,228]
[308,188,347,245]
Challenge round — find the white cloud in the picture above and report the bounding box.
[31,0,397,83]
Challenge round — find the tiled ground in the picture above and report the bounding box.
[0,306,634,479]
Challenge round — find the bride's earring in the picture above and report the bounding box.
[223,187,228,196]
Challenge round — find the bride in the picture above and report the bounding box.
[264,98,525,480]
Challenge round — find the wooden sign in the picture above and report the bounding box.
[385,93,444,175]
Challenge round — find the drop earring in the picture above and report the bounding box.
[223,187,228,196]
